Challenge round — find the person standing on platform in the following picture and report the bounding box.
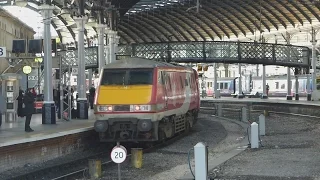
[16,87,24,117]
[0,93,5,127]
[266,83,270,96]
[89,86,96,109]
[23,88,35,132]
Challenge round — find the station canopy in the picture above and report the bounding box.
[1,0,320,45]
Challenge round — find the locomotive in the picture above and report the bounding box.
[93,58,200,142]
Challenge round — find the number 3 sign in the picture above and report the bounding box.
[0,47,6,57]
[111,145,127,164]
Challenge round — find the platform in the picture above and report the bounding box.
[200,97,320,118]
[201,97,320,106]
[0,113,95,147]
[0,111,97,173]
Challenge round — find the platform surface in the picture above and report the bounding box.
[0,111,95,147]
[201,97,320,106]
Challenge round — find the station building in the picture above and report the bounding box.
[0,6,35,74]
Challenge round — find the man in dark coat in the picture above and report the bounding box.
[89,86,96,109]
[16,87,24,117]
[23,88,35,132]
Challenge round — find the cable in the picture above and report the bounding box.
[187,148,195,178]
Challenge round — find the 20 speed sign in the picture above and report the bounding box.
[110,145,127,164]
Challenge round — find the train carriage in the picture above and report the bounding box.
[93,58,200,142]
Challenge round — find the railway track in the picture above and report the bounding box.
[7,126,193,180]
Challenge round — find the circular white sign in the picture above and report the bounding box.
[110,146,127,164]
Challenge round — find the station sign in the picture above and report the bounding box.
[0,47,6,57]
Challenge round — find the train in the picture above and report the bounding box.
[200,74,320,97]
[93,58,200,143]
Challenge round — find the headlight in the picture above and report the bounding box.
[97,105,113,112]
[130,105,151,112]
[94,120,108,132]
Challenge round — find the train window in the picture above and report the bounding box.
[224,83,228,89]
[101,70,126,85]
[128,70,153,85]
[275,82,279,89]
[209,82,212,88]
[281,83,285,89]
[220,83,223,89]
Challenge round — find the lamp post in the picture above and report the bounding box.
[35,57,43,94]
[23,65,32,89]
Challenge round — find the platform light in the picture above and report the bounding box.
[15,0,28,7]
[23,65,32,89]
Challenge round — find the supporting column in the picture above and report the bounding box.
[97,24,107,71]
[224,64,229,77]
[213,63,219,98]
[238,63,244,98]
[311,29,318,101]
[107,30,118,63]
[256,64,259,76]
[307,70,311,101]
[40,4,56,124]
[295,75,299,100]
[286,67,292,100]
[283,32,293,100]
[74,16,89,119]
[261,65,268,99]
[88,69,93,89]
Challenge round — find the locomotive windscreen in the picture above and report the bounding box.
[101,69,153,85]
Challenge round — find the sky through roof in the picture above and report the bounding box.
[3,5,58,38]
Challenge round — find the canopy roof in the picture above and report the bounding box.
[1,0,320,45]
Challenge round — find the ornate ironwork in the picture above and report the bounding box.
[117,41,310,67]
[57,41,310,68]
[58,47,98,68]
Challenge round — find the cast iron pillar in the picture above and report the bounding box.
[238,63,244,98]
[307,68,311,101]
[97,24,108,70]
[213,63,219,98]
[40,4,56,124]
[311,29,317,100]
[261,65,268,99]
[107,30,118,63]
[285,33,292,100]
[74,16,89,119]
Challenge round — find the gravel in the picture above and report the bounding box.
[211,113,320,180]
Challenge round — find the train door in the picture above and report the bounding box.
[161,71,169,110]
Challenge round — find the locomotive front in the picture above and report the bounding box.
[93,62,159,142]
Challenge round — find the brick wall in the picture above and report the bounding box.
[0,130,98,173]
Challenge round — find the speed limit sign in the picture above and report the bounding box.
[111,145,127,164]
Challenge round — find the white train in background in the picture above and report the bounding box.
[200,75,320,97]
